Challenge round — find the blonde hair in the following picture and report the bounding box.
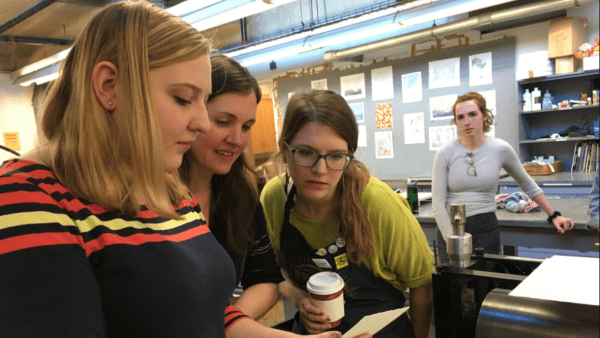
[279,90,374,264]
[41,1,211,219]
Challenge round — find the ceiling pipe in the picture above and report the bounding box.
[0,0,59,35]
[0,35,74,46]
[324,0,594,61]
[241,18,248,45]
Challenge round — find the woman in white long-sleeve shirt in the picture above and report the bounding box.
[432,92,574,262]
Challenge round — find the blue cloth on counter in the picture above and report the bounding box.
[496,192,540,213]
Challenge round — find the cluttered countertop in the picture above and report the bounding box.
[389,171,594,231]
[413,198,591,230]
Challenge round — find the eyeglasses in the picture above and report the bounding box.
[465,152,477,176]
[284,142,353,171]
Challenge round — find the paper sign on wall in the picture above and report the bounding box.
[3,132,21,151]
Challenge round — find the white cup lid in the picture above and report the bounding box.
[306,272,344,295]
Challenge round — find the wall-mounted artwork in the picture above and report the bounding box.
[371,66,394,101]
[349,102,365,123]
[403,112,425,145]
[375,131,394,159]
[375,102,393,129]
[429,125,457,151]
[470,52,493,87]
[402,72,422,103]
[311,79,328,90]
[340,73,366,100]
[358,125,367,147]
[430,94,458,121]
[429,57,460,89]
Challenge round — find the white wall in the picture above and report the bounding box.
[0,73,37,163]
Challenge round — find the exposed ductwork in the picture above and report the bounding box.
[0,35,74,46]
[324,0,595,61]
[0,0,59,35]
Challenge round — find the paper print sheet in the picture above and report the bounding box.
[429,125,457,151]
[3,132,21,151]
[358,125,367,147]
[375,131,394,159]
[403,112,425,145]
[340,73,366,100]
[375,102,393,129]
[516,50,554,80]
[469,52,492,87]
[429,94,457,121]
[311,79,328,90]
[402,72,422,103]
[479,90,496,137]
[349,102,365,123]
[429,57,460,89]
[371,66,394,101]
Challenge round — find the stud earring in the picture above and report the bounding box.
[108,101,113,105]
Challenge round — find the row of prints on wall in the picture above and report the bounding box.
[327,51,493,103]
[302,52,496,159]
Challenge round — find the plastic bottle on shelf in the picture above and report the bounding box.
[523,89,532,112]
[542,89,553,110]
[532,87,542,110]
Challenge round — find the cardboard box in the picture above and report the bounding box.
[583,55,599,71]
[523,160,563,176]
[555,56,576,74]
[548,17,588,58]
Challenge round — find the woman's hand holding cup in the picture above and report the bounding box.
[303,272,346,334]
[299,297,333,333]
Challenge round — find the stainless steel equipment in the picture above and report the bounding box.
[447,203,472,268]
[476,289,599,338]
[433,253,543,338]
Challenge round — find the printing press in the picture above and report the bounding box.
[432,204,599,338]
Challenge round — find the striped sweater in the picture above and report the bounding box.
[0,159,249,337]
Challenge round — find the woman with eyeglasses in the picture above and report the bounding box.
[260,90,434,338]
[432,92,574,263]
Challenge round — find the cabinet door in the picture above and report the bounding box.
[251,96,277,155]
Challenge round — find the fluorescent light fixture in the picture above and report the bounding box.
[231,0,516,64]
[396,0,516,27]
[239,46,315,67]
[13,63,61,87]
[11,48,70,80]
[187,0,299,32]
[18,73,59,87]
[166,0,222,17]
[225,0,435,58]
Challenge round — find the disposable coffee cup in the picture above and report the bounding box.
[306,272,345,328]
